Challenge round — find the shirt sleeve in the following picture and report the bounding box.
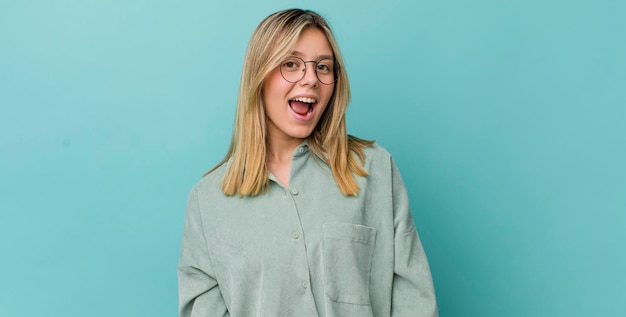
[178,186,230,317]
[390,158,439,316]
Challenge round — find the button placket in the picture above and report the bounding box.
[285,156,312,296]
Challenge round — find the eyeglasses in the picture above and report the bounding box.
[279,56,337,85]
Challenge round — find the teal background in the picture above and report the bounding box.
[1,0,624,316]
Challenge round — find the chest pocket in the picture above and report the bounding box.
[322,222,377,305]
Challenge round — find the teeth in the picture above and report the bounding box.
[291,97,316,104]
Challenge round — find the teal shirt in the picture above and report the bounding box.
[178,143,438,317]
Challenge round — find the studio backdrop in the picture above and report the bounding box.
[1,0,624,316]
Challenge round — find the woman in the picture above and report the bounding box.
[178,9,438,317]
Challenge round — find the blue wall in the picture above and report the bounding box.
[1,0,624,316]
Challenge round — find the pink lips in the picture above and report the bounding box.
[289,100,315,121]
[288,95,318,122]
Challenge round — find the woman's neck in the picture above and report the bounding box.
[266,136,303,164]
[266,136,304,188]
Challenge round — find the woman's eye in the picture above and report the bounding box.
[283,60,300,69]
[317,63,331,73]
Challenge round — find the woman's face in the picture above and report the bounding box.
[262,27,335,145]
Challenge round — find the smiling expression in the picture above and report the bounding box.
[262,27,335,145]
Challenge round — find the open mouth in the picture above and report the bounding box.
[288,96,317,117]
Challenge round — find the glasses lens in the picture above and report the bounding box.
[315,58,335,85]
[280,57,304,83]
[279,57,337,85]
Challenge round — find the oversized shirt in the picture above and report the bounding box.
[178,143,438,317]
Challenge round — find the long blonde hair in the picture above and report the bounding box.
[209,8,373,196]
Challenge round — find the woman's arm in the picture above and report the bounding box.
[178,187,230,317]
[390,158,439,316]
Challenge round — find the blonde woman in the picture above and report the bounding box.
[178,9,438,317]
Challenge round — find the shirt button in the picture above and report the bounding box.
[301,281,309,289]
[299,147,305,153]
[292,231,300,239]
[291,188,299,195]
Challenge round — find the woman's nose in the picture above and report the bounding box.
[300,63,319,86]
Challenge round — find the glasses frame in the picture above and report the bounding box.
[279,56,339,85]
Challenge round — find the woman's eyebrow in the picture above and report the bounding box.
[291,50,334,60]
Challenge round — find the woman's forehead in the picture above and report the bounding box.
[287,28,334,59]
[289,50,334,60]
